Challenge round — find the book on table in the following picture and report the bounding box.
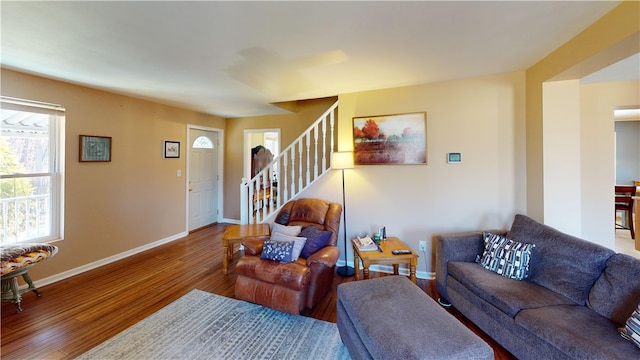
[355,236,378,251]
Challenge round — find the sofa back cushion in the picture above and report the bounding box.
[587,253,640,325]
[506,214,614,305]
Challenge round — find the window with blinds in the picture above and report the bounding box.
[1,96,65,244]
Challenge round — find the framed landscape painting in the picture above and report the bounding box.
[353,112,427,165]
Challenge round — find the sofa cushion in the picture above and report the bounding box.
[260,239,295,263]
[287,198,330,228]
[506,214,614,305]
[449,262,575,317]
[587,253,640,325]
[1,243,59,276]
[298,226,332,259]
[270,232,306,261]
[477,232,535,280]
[619,303,640,349]
[235,255,310,291]
[516,304,640,359]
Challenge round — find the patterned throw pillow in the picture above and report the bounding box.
[299,226,332,258]
[260,239,295,263]
[619,303,640,349]
[477,232,535,280]
[270,232,307,261]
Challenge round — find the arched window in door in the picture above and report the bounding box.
[193,136,213,149]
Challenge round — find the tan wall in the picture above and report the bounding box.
[2,1,637,282]
[224,97,337,220]
[580,80,640,247]
[337,71,527,273]
[525,1,640,221]
[1,69,225,281]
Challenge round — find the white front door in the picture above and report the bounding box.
[188,128,219,231]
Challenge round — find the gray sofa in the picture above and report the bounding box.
[436,214,640,360]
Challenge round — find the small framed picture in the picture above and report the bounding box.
[164,140,180,158]
[79,135,111,162]
[447,153,462,163]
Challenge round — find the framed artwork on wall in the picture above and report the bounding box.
[352,112,427,165]
[164,140,180,158]
[79,135,111,162]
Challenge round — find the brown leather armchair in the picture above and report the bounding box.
[234,198,342,315]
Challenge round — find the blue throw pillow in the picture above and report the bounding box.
[299,226,332,259]
[260,239,294,263]
[270,232,306,261]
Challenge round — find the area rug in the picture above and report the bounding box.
[77,289,351,359]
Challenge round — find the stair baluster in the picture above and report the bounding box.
[240,101,338,224]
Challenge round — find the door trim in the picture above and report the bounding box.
[244,128,281,180]
[186,124,224,233]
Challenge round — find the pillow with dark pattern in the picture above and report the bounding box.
[270,232,306,261]
[260,239,294,263]
[477,232,535,280]
[619,303,640,349]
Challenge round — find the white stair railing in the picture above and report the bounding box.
[240,101,338,224]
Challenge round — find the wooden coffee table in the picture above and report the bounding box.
[351,237,418,284]
[222,223,270,274]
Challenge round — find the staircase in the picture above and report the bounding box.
[240,101,338,224]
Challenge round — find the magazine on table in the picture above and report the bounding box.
[355,236,379,251]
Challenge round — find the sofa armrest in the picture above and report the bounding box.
[435,230,506,301]
[306,246,339,268]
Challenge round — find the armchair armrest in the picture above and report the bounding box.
[242,238,265,256]
[306,246,339,268]
[435,230,506,300]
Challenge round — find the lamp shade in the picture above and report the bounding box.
[332,151,354,170]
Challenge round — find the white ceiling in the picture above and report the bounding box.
[1,1,636,118]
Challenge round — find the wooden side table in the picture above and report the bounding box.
[222,223,270,275]
[352,237,418,284]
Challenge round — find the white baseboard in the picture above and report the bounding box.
[221,218,241,224]
[337,259,435,280]
[29,233,431,291]
[32,231,188,289]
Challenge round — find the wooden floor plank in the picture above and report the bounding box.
[0,223,515,360]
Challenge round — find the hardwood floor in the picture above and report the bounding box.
[1,224,515,359]
[616,229,640,259]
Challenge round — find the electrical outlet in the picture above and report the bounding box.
[419,241,427,251]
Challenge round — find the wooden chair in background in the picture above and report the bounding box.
[615,185,635,239]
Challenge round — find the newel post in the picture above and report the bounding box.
[240,178,249,225]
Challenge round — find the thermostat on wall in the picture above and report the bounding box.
[447,153,462,163]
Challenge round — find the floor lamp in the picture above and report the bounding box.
[332,151,355,277]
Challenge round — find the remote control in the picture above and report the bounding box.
[392,249,412,255]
